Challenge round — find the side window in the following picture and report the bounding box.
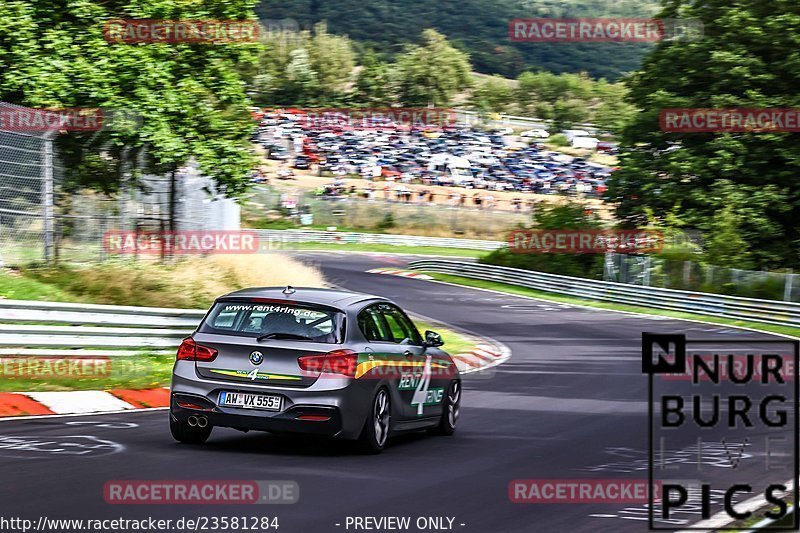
[210,308,240,329]
[376,304,422,344]
[358,307,391,342]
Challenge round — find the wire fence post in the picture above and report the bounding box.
[785,270,794,302]
[42,138,54,263]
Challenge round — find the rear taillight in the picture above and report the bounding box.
[298,349,358,378]
[176,338,218,362]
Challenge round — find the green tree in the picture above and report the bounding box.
[470,75,514,113]
[306,22,355,103]
[353,49,394,105]
[591,79,637,133]
[0,0,259,223]
[704,204,752,269]
[551,99,588,131]
[394,29,471,106]
[607,0,800,269]
[285,48,320,103]
[246,22,354,106]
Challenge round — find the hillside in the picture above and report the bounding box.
[256,0,661,80]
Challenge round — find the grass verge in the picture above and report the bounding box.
[286,242,488,258]
[413,318,476,356]
[0,352,174,392]
[0,269,85,303]
[424,272,800,339]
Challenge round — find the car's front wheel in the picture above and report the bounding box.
[357,388,391,454]
[170,414,212,444]
[430,380,460,436]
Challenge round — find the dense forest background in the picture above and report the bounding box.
[255,0,661,79]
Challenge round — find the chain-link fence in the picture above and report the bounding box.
[246,186,528,239]
[605,253,800,302]
[0,102,62,266]
[0,102,240,267]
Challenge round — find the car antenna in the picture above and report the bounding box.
[282,285,296,295]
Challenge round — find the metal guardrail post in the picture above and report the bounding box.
[784,270,794,302]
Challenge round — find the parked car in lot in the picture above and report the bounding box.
[170,287,461,454]
[257,111,611,199]
[267,147,289,161]
[276,168,295,179]
[293,156,311,170]
[596,141,618,155]
[520,129,550,138]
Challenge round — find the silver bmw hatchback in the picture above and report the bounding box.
[170,286,461,453]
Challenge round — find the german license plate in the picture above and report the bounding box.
[219,391,282,411]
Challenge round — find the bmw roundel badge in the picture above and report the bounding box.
[249,351,264,365]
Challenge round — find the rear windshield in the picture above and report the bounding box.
[199,302,345,343]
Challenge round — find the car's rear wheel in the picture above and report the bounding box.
[357,388,391,454]
[430,380,460,436]
[170,414,212,444]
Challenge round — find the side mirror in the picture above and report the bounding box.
[424,330,444,347]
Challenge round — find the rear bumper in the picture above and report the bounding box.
[170,393,343,436]
[170,362,376,440]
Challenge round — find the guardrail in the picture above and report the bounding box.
[0,299,203,354]
[455,108,599,132]
[256,229,505,251]
[0,299,502,374]
[407,260,800,329]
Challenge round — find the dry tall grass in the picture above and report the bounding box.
[171,254,326,302]
[24,254,326,309]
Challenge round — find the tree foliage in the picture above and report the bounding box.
[513,71,635,132]
[247,22,355,106]
[607,0,800,269]
[394,29,472,106]
[0,0,259,199]
[480,202,605,278]
[255,0,660,80]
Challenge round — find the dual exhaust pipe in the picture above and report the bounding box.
[187,415,208,428]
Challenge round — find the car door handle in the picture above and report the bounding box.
[403,350,414,358]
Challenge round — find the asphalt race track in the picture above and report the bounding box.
[0,251,793,533]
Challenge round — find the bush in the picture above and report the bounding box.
[480,201,605,279]
[376,212,396,231]
[548,134,569,147]
[480,247,605,279]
